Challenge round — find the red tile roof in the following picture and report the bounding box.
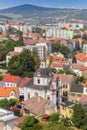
[80,67,87,71]
[18,77,31,87]
[14,116,26,126]
[75,53,87,60]
[2,74,20,83]
[84,81,87,88]
[24,39,38,45]
[7,51,20,57]
[50,63,63,68]
[80,95,87,104]
[0,87,18,97]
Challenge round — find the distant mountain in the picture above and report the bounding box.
[0,4,57,14]
[0,4,87,24]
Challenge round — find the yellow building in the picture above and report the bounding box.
[68,84,83,103]
[60,101,74,118]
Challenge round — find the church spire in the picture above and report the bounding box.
[40,57,46,68]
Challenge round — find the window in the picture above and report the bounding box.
[37,79,40,84]
[66,84,68,88]
[47,95,50,100]
[7,83,9,86]
[69,110,72,114]
[10,91,14,96]
[71,93,75,96]
[77,94,81,97]
[86,89,87,93]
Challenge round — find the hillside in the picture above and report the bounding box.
[0,4,87,24]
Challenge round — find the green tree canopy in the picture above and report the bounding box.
[52,42,70,57]
[20,116,38,130]
[50,113,59,123]
[8,49,40,77]
[0,44,7,61]
[72,104,86,129]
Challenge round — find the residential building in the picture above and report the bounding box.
[14,116,26,130]
[46,28,74,39]
[60,101,74,118]
[0,108,17,130]
[1,74,21,87]
[68,84,83,103]
[36,42,51,60]
[83,44,87,54]
[75,53,87,66]
[0,87,19,100]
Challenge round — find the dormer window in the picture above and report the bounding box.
[37,72,41,76]
[10,91,14,96]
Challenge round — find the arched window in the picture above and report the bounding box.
[37,79,40,84]
[47,95,50,100]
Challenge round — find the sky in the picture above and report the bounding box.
[0,0,87,9]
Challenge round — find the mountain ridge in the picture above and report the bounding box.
[0,4,86,24]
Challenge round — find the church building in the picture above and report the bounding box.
[24,61,62,108]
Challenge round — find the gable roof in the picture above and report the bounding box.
[75,53,87,60]
[18,77,31,88]
[70,83,83,93]
[14,116,26,126]
[2,75,20,83]
[0,87,18,97]
[53,74,74,84]
[22,96,48,115]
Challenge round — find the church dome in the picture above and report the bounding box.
[34,68,53,77]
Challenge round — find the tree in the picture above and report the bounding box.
[0,98,19,110]
[50,68,57,73]
[31,50,40,68]
[0,44,8,61]
[20,116,38,130]
[18,31,24,46]
[61,117,71,126]
[75,76,86,84]
[72,56,76,63]
[50,113,59,123]
[72,104,86,129]
[8,49,40,77]
[49,56,53,66]
[52,42,70,57]
[14,110,22,117]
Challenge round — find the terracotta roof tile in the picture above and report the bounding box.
[2,74,20,83]
[18,77,31,87]
[75,53,87,60]
[14,116,26,126]
[80,95,87,104]
[0,87,18,97]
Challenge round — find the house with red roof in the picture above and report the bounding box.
[0,87,19,100]
[50,63,64,71]
[1,74,21,87]
[14,116,26,130]
[75,53,87,66]
[79,81,87,104]
[18,77,32,97]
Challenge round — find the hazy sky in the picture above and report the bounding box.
[0,0,87,9]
